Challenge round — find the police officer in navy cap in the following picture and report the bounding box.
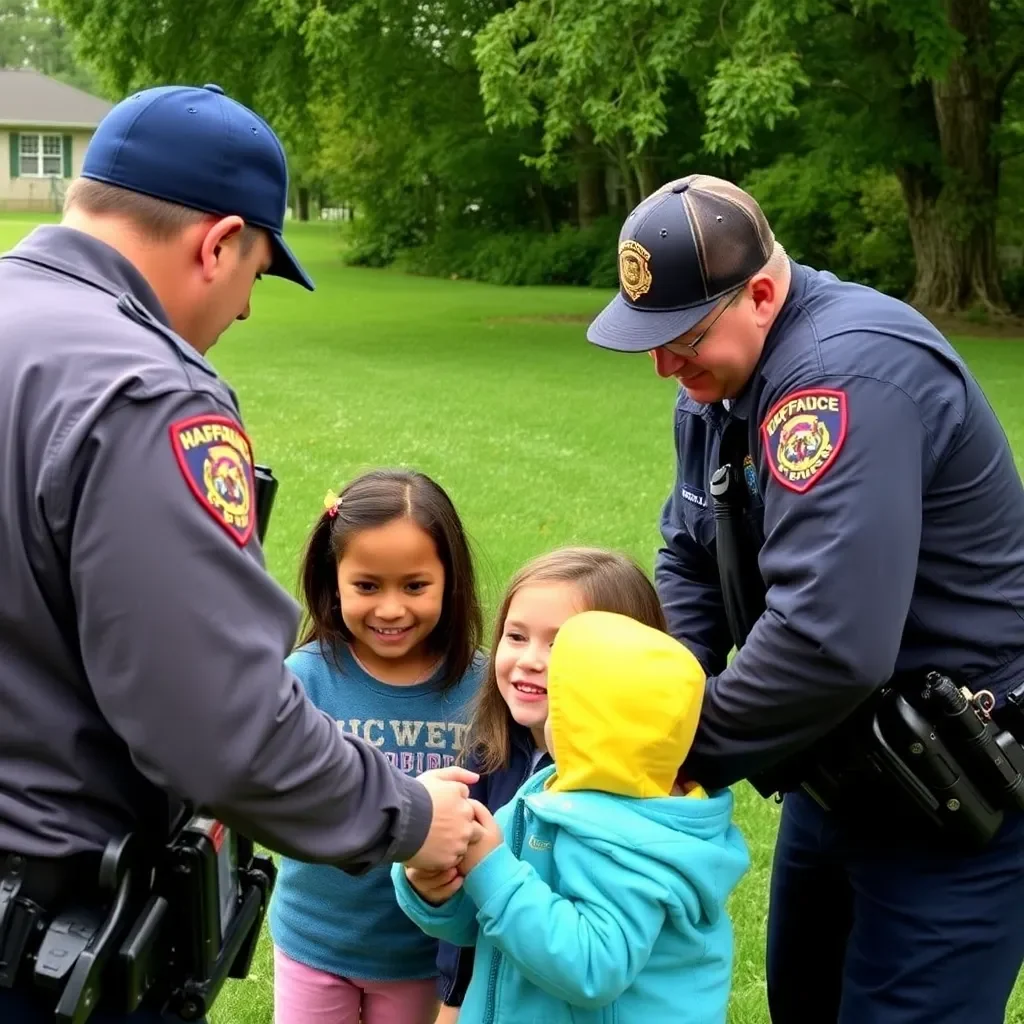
[0,84,480,1022]
[587,174,1024,1023]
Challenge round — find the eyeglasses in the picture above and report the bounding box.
[662,284,746,359]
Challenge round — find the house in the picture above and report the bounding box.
[0,68,112,211]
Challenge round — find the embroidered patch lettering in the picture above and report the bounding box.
[680,484,707,508]
[761,389,847,493]
[170,414,255,546]
[618,239,653,302]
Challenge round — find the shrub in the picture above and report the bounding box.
[394,217,622,288]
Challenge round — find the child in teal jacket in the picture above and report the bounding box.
[391,609,751,1024]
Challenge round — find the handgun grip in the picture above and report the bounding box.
[253,465,278,545]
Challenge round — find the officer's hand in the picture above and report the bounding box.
[406,769,481,871]
[457,800,503,877]
[405,863,464,906]
[418,765,479,788]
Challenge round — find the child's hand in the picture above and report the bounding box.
[405,864,463,906]
[457,800,503,876]
[434,1004,460,1024]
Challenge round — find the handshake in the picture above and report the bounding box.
[404,766,503,905]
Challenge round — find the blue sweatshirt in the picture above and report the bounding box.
[393,611,751,1023]
[268,641,484,981]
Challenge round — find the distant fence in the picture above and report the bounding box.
[1,179,65,214]
[317,206,355,222]
[0,199,62,213]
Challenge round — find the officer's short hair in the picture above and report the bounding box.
[727,243,788,304]
[63,178,261,253]
[763,242,789,277]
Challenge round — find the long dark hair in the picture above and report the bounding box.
[464,546,668,773]
[296,469,483,692]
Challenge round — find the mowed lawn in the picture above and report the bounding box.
[2,214,1023,1022]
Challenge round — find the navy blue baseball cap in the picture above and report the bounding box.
[81,83,314,291]
[587,174,774,352]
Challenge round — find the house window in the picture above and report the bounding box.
[19,133,64,177]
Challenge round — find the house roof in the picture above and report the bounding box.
[0,69,112,129]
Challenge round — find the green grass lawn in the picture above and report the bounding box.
[3,214,1023,1022]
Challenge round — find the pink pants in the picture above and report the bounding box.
[273,946,439,1024]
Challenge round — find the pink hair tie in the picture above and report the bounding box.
[323,490,343,519]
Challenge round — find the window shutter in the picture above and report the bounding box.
[9,133,19,178]
[62,134,72,178]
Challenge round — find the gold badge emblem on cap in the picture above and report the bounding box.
[618,240,653,302]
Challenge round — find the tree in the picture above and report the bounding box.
[702,0,1024,313]
[471,0,1024,312]
[47,0,561,241]
[46,0,1022,301]
[0,0,103,93]
[473,0,725,209]
[44,0,336,221]
[44,0,313,124]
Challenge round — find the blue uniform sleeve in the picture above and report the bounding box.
[685,376,931,791]
[655,413,734,676]
[461,836,670,1009]
[391,862,480,947]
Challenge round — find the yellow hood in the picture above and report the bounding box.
[546,610,707,799]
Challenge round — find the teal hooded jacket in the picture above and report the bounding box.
[392,611,751,1024]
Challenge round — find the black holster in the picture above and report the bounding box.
[253,464,278,546]
[0,828,277,1023]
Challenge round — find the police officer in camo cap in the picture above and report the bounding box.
[0,84,478,1023]
[588,174,1024,1023]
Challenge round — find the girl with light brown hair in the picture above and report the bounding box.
[432,545,668,1021]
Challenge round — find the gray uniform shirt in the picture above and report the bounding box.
[0,225,432,869]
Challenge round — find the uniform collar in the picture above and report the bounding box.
[6,224,227,386]
[6,224,171,326]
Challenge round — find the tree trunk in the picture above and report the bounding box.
[633,153,658,203]
[528,182,554,233]
[898,165,1003,312]
[614,134,640,211]
[297,187,310,222]
[899,0,1004,312]
[574,126,607,228]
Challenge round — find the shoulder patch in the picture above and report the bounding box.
[169,414,255,546]
[761,388,847,493]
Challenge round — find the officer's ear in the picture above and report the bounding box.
[748,271,781,330]
[197,216,247,282]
